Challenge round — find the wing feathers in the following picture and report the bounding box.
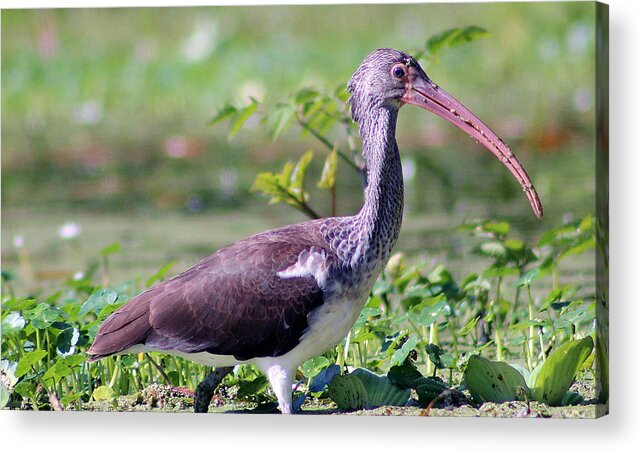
[88,222,335,362]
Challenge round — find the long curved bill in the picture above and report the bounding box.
[402,69,543,219]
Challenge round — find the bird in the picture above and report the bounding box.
[87,48,543,414]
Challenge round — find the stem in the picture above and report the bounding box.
[296,114,361,173]
[527,286,536,369]
[145,353,171,386]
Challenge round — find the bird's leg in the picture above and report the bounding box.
[262,364,295,414]
[194,366,233,413]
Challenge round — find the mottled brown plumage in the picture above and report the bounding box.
[89,222,334,361]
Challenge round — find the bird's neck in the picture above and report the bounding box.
[354,105,404,263]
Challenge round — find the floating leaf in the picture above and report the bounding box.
[464,354,530,403]
[533,336,593,406]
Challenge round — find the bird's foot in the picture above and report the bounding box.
[194,367,233,413]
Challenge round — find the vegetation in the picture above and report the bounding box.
[2,7,601,417]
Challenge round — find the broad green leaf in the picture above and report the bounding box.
[317,149,338,190]
[23,303,61,329]
[408,297,449,327]
[426,26,490,60]
[483,221,510,236]
[328,373,368,410]
[208,104,237,126]
[228,98,258,139]
[301,356,330,379]
[533,336,593,406]
[43,359,72,383]
[92,385,115,401]
[415,377,451,407]
[387,362,423,388]
[15,350,48,378]
[80,288,120,317]
[464,354,531,403]
[351,368,411,408]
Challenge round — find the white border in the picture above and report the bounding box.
[2,0,641,450]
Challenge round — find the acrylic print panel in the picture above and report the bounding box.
[1,2,608,418]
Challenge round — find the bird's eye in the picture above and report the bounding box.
[391,65,406,79]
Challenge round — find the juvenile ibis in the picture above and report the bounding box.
[87,48,542,414]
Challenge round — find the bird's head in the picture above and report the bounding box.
[348,48,543,219]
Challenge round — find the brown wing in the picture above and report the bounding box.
[87,222,335,361]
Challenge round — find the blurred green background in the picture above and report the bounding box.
[1,3,596,292]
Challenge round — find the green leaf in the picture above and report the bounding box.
[236,375,269,400]
[533,336,593,406]
[269,103,296,140]
[43,359,72,383]
[351,368,411,408]
[80,288,120,317]
[390,336,420,366]
[387,362,423,389]
[15,350,48,378]
[328,368,411,411]
[328,373,368,410]
[478,241,508,259]
[0,380,9,409]
[458,315,480,337]
[407,296,450,327]
[99,242,121,256]
[415,377,451,407]
[317,149,338,190]
[464,354,530,403]
[294,88,320,105]
[300,356,330,379]
[290,150,314,200]
[228,99,258,139]
[208,104,237,126]
[426,26,490,60]
[146,261,176,287]
[92,385,115,401]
